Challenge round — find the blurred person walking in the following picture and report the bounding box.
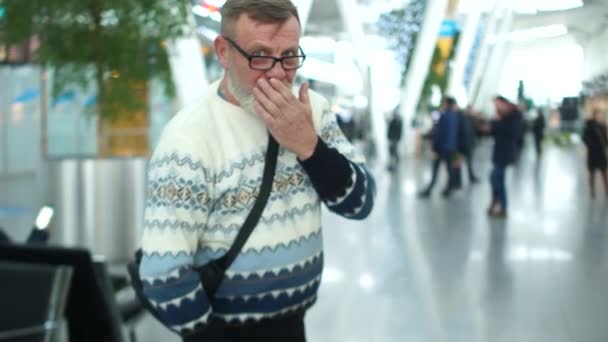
[458,105,480,184]
[387,106,403,171]
[582,109,608,198]
[419,97,460,198]
[483,96,523,218]
[533,108,546,159]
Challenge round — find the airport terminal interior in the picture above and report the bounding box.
[1,0,608,341]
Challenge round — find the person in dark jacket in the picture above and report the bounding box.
[419,97,460,198]
[483,96,523,217]
[582,109,608,198]
[387,107,403,171]
[458,106,480,184]
[533,108,546,158]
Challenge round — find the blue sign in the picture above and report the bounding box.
[439,20,459,37]
[13,89,40,103]
[0,7,5,19]
[52,90,75,107]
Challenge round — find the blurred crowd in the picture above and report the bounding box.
[383,95,608,218]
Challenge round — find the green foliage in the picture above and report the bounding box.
[0,0,190,121]
[417,30,461,114]
[377,0,427,86]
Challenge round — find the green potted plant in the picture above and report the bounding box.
[0,0,191,156]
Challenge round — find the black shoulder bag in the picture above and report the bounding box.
[127,134,279,325]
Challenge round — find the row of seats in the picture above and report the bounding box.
[0,244,145,342]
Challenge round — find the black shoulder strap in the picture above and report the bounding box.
[199,134,279,297]
[218,134,278,269]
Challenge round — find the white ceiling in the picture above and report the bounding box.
[511,0,608,38]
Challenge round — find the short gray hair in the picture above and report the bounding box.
[220,0,300,37]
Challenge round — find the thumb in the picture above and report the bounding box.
[299,81,310,104]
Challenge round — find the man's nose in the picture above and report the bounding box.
[265,61,286,79]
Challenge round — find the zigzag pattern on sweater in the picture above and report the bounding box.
[326,163,364,207]
[213,281,320,314]
[148,149,267,184]
[143,230,322,260]
[144,201,319,235]
[207,202,320,234]
[218,275,321,303]
[143,219,206,233]
[225,253,322,281]
[148,153,207,176]
[327,163,357,205]
[149,285,212,329]
[142,251,321,290]
[212,147,301,184]
[216,296,317,325]
[142,266,186,286]
[327,163,374,219]
[215,151,265,183]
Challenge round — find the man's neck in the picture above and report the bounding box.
[218,78,241,107]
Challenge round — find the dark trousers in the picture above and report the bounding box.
[388,140,400,169]
[464,151,478,181]
[425,153,455,193]
[183,312,306,342]
[490,165,507,210]
[534,133,543,158]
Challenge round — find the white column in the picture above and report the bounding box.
[293,0,314,33]
[400,0,449,155]
[446,3,481,105]
[473,7,513,114]
[168,37,208,109]
[168,10,208,109]
[581,29,608,80]
[466,1,504,107]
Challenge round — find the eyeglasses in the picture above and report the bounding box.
[223,36,306,71]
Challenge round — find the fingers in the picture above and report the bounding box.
[299,81,310,105]
[253,87,281,118]
[269,78,295,103]
[256,78,290,108]
[255,101,276,126]
[258,78,299,104]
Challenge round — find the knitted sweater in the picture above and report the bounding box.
[139,80,376,334]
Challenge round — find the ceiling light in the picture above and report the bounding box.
[536,0,583,11]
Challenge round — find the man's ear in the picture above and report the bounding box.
[214,36,229,69]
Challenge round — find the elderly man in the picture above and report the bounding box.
[137,0,376,341]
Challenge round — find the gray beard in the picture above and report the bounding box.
[226,72,257,115]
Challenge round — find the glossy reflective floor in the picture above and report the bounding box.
[136,140,608,342]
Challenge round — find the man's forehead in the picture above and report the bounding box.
[233,13,301,40]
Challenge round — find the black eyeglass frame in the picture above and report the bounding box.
[223,36,307,71]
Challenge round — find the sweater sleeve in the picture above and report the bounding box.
[138,136,215,335]
[299,99,375,220]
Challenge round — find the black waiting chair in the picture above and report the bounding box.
[0,244,128,342]
[0,261,72,342]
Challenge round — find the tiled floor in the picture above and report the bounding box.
[135,139,608,342]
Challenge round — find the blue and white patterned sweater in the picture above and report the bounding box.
[139,80,375,334]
